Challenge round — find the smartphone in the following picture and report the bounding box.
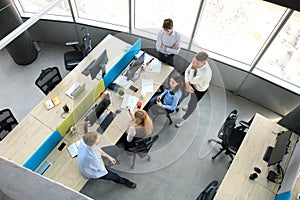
[58,142,66,151]
[129,85,138,92]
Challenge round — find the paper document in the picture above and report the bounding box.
[141,79,153,93]
[145,53,162,73]
[114,75,133,89]
[67,140,81,158]
[121,94,139,111]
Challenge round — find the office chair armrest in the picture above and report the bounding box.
[65,41,79,46]
[239,120,250,128]
[68,61,81,66]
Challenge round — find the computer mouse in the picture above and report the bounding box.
[115,109,122,114]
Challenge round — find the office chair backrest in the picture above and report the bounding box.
[35,67,62,95]
[81,27,92,57]
[128,135,159,153]
[0,108,18,141]
[221,110,238,145]
[196,180,219,200]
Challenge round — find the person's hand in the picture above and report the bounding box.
[172,44,179,50]
[157,96,162,101]
[156,100,163,107]
[108,156,116,165]
[191,64,197,70]
[161,44,167,50]
[186,82,194,93]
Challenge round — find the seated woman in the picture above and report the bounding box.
[145,71,183,114]
[119,109,153,150]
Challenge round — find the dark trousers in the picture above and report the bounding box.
[182,86,207,120]
[99,169,129,184]
[158,52,175,67]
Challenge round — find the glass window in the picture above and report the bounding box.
[193,0,287,68]
[255,12,300,94]
[14,0,71,17]
[134,0,200,44]
[73,0,129,28]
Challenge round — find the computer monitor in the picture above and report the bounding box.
[278,104,300,136]
[267,131,292,166]
[85,96,110,127]
[125,52,145,81]
[89,49,108,80]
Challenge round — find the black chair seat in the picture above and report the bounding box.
[64,27,92,71]
[0,109,18,141]
[35,67,62,95]
[64,51,83,70]
[208,109,250,162]
[126,135,159,169]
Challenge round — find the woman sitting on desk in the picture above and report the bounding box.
[145,71,183,115]
[121,109,153,150]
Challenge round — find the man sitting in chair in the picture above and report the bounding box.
[77,131,137,188]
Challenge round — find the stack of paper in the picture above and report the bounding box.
[120,94,139,111]
[141,79,153,94]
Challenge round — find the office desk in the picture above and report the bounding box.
[39,55,173,190]
[30,34,129,130]
[0,114,53,165]
[214,114,299,200]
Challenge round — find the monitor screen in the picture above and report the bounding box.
[95,97,110,119]
[125,52,145,80]
[268,131,292,166]
[89,49,108,80]
[278,105,300,136]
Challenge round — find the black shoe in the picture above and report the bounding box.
[125,181,137,189]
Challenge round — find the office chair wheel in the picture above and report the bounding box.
[208,139,212,143]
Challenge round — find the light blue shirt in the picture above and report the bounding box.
[77,140,108,179]
[156,30,181,55]
[161,89,182,111]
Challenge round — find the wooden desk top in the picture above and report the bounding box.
[214,113,298,200]
[41,50,173,190]
[30,34,129,130]
[0,114,53,165]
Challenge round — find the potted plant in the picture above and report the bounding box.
[118,88,125,98]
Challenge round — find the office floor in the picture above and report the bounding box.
[0,42,281,200]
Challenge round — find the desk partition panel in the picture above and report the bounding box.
[103,38,141,87]
[57,79,105,137]
[23,130,62,171]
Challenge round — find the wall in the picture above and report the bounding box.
[0,157,91,200]
[27,20,300,116]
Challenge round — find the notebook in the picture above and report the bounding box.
[67,140,81,158]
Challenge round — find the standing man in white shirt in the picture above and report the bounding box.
[176,52,212,127]
[156,18,181,66]
[77,131,137,188]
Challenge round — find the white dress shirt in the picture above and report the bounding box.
[156,30,181,55]
[185,62,212,92]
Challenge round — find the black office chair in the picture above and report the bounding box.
[0,108,18,141]
[64,27,92,71]
[196,180,219,200]
[35,66,62,95]
[208,110,248,161]
[126,135,159,169]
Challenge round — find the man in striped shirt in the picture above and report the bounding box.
[156,18,181,66]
